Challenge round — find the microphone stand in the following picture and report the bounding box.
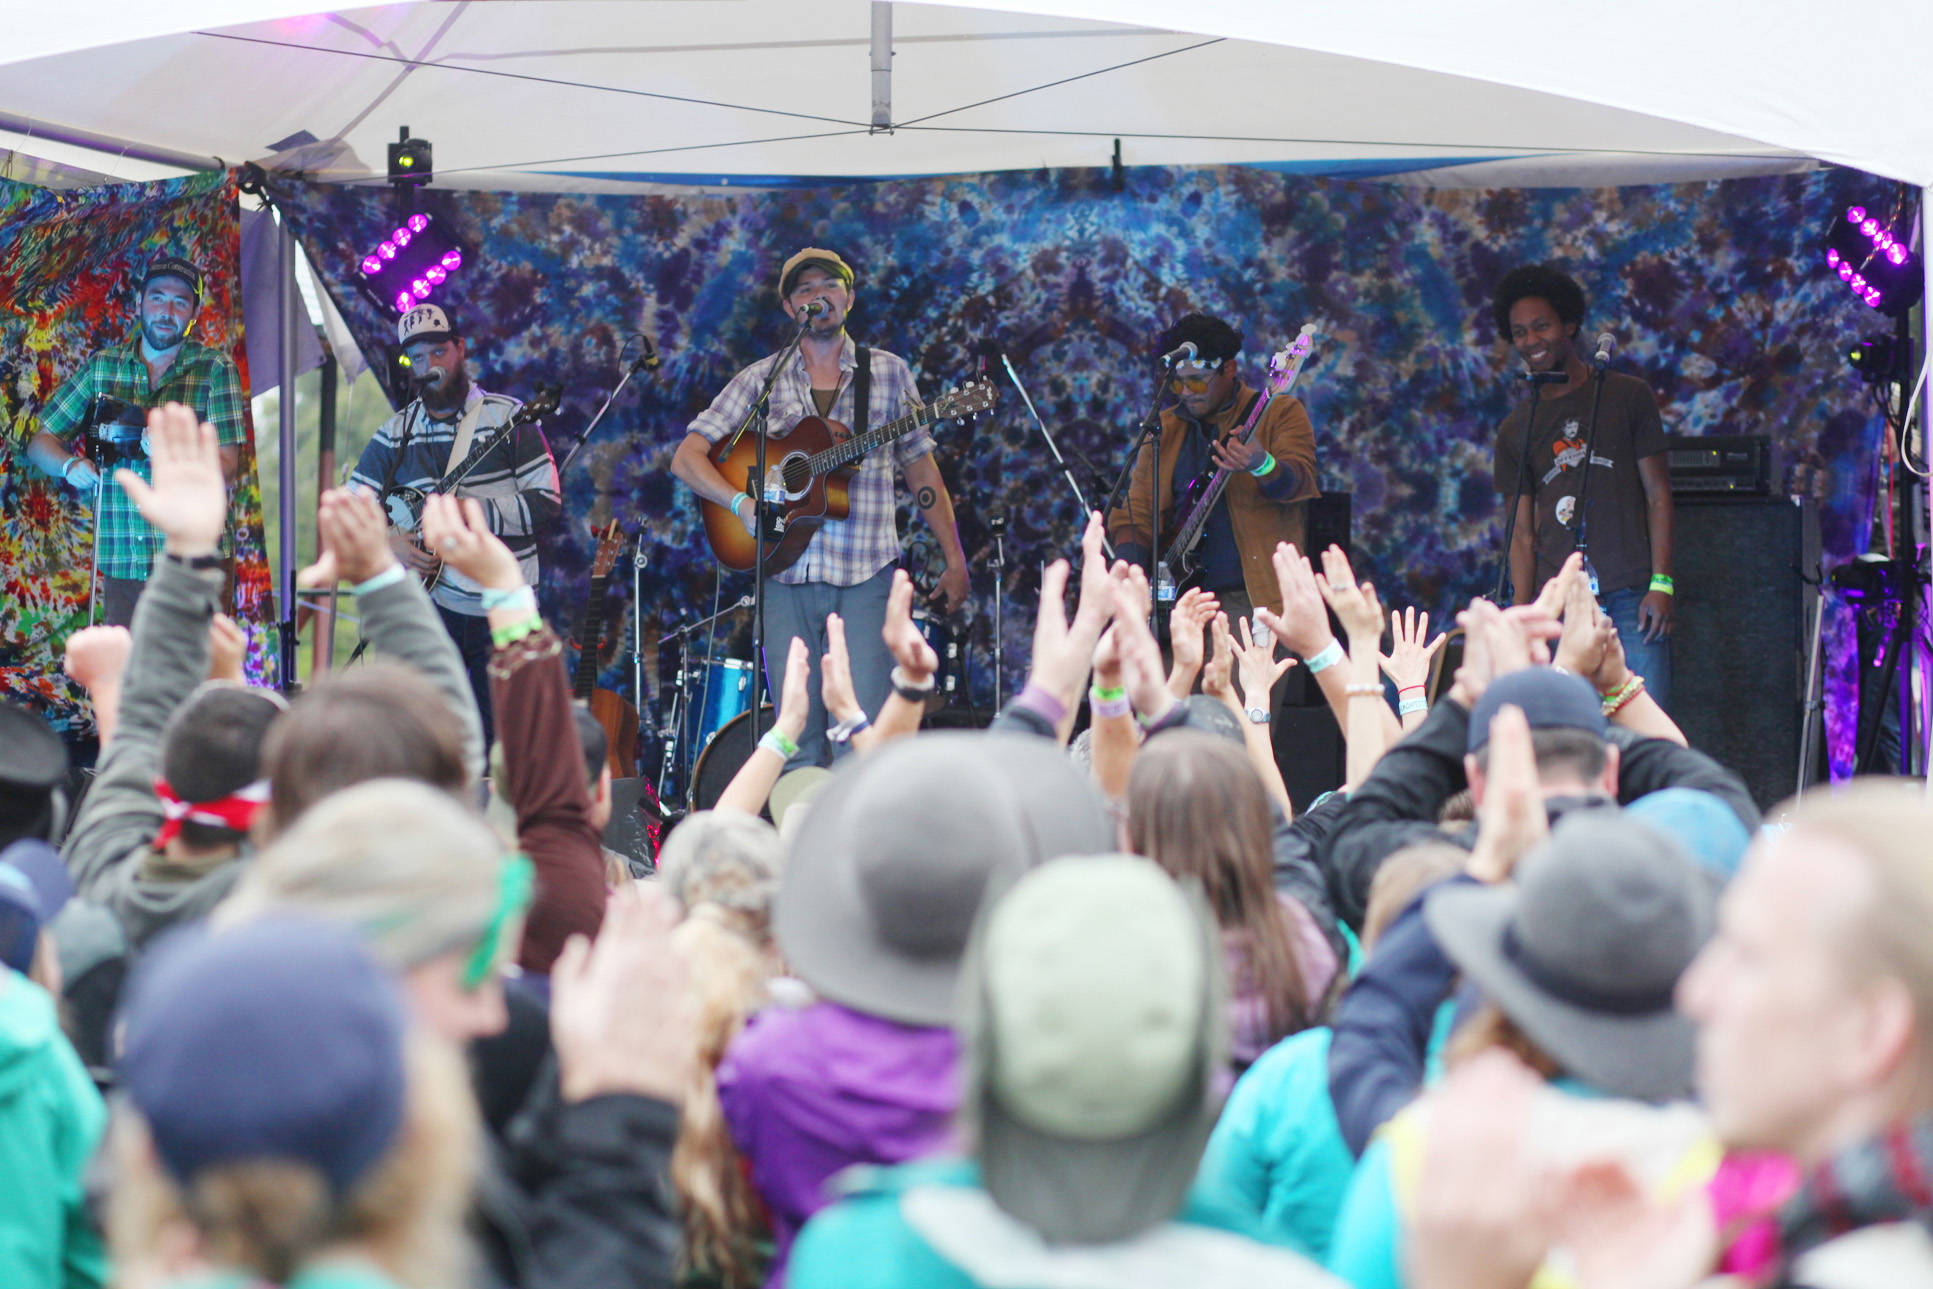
[722,312,816,753]
[997,350,1103,540]
[557,335,658,478]
[1492,372,1566,604]
[1100,361,1177,620]
[1570,356,1613,595]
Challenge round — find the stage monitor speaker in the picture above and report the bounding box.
[1273,703,1345,816]
[1669,496,1819,812]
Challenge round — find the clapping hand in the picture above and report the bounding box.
[1255,542,1334,659]
[821,614,864,725]
[1202,612,1238,711]
[421,494,523,591]
[774,638,811,746]
[882,570,939,684]
[298,489,398,589]
[116,403,227,556]
[1467,704,1549,884]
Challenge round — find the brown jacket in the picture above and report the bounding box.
[1107,383,1320,614]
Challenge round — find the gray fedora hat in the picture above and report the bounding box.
[1424,809,1714,1102]
[776,733,1113,1028]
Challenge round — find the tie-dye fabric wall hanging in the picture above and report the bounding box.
[1,171,272,735]
[274,165,1887,775]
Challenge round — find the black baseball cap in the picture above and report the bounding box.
[141,254,204,304]
[1467,668,1607,754]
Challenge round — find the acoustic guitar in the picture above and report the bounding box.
[379,385,561,592]
[574,520,641,779]
[699,380,996,575]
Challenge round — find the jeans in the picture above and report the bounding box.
[1600,586,1672,712]
[436,604,496,747]
[760,567,896,771]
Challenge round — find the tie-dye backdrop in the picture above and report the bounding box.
[1,171,272,734]
[274,167,1886,771]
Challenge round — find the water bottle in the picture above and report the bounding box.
[1155,563,1178,604]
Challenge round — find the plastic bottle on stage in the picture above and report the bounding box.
[1580,554,1601,598]
[1155,564,1178,604]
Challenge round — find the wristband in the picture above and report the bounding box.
[1398,695,1429,717]
[1090,684,1127,704]
[759,728,798,759]
[478,584,536,612]
[890,666,936,701]
[1304,639,1345,674]
[827,711,871,744]
[1601,673,1646,716]
[1247,450,1277,478]
[350,564,408,597]
[1013,682,1068,729]
[61,456,86,486]
[730,491,751,515]
[489,612,544,649]
[1090,690,1133,721]
[1649,574,1675,596]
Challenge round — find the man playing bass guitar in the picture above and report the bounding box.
[671,247,968,770]
[1107,312,1320,630]
[351,302,561,742]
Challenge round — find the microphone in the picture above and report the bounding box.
[798,300,830,320]
[1160,340,1198,367]
[1592,332,1616,368]
[1518,369,1568,385]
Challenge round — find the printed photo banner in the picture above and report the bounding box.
[276,165,1885,773]
[1,171,272,735]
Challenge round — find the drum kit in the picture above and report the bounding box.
[651,592,971,811]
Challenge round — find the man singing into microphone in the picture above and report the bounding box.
[350,302,560,740]
[671,247,968,770]
[29,253,247,625]
[1491,263,1675,706]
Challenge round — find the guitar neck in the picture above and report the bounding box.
[574,574,608,700]
[803,402,936,476]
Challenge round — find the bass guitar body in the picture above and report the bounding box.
[701,417,854,575]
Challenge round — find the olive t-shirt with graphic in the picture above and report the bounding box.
[1492,371,1667,597]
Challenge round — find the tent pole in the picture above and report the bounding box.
[1921,186,1932,788]
[870,2,892,132]
[277,210,299,693]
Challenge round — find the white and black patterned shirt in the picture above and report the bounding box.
[351,384,561,615]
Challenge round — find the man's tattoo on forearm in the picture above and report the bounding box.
[916,485,937,509]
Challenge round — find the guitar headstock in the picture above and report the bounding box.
[516,383,563,425]
[1264,324,1320,394]
[931,379,998,422]
[590,519,626,579]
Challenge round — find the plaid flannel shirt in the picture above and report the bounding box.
[38,335,247,580]
[688,335,933,586]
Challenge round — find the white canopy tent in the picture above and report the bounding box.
[2,0,1901,191]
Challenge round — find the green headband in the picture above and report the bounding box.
[461,852,536,991]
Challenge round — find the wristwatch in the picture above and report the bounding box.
[1245,705,1270,725]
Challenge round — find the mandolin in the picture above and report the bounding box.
[573,520,640,779]
[699,380,996,575]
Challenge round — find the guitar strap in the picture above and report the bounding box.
[852,345,872,444]
[442,398,486,478]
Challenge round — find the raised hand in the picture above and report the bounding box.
[1235,616,1295,711]
[1379,605,1446,693]
[821,613,864,724]
[1166,586,1218,685]
[1314,544,1385,644]
[1027,513,1117,709]
[1256,542,1334,659]
[551,882,695,1105]
[1532,550,1585,620]
[116,403,226,555]
[882,569,939,682]
[421,494,522,591]
[299,488,398,589]
[1202,612,1239,709]
[63,625,132,695]
[1554,571,1612,678]
[1111,571,1173,722]
[775,637,811,744]
[206,613,247,683]
[1467,704,1549,884]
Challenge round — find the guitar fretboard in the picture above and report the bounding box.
[804,402,939,475]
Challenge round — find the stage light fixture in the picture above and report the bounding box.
[1823,197,1923,317]
[1847,335,1898,380]
[356,209,471,317]
[387,126,432,187]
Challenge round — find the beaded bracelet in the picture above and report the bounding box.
[489,612,544,649]
[759,728,799,759]
[1601,673,1647,717]
[1344,682,1385,698]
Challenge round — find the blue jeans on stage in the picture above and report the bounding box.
[1600,586,1671,713]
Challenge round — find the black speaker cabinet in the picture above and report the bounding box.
[1273,703,1346,815]
[1670,496,1819,811]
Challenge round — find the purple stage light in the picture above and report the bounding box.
[378,241,397,260]
[1851,274,1867,290]
[412,278,430,298]
[394,290,413,312]
[1828,248,1842,266]
[441,249,462,271]
[1866,289,1884,307]
[408,213,429,233]
[1839,263,1855,280]
[425,266,446,285]
[1889,245,1908,265]
[392,227,412,249]
[361,255,382,275]
[1862,218,1880,237]
[1849,206,1867,222]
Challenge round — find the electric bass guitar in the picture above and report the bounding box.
[379,386,562,592]
[574,520,641,779]
[699,380,997,575]
[1160,325,1319,587]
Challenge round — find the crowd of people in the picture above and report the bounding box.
[1,397,1929,1289]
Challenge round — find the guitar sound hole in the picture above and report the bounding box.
[781,457,812,493]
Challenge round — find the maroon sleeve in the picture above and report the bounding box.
[489,625,608,973]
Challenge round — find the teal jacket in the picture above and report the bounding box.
[0,970,106,1289]
[789,1157,1343,1289]
[1195,1027,1357,1261]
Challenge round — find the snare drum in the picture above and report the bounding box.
[683,658,756,754]
[910,609,961,711]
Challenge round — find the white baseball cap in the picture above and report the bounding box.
[397,303,457,347]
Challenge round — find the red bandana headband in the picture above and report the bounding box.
[153,778,270,847]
